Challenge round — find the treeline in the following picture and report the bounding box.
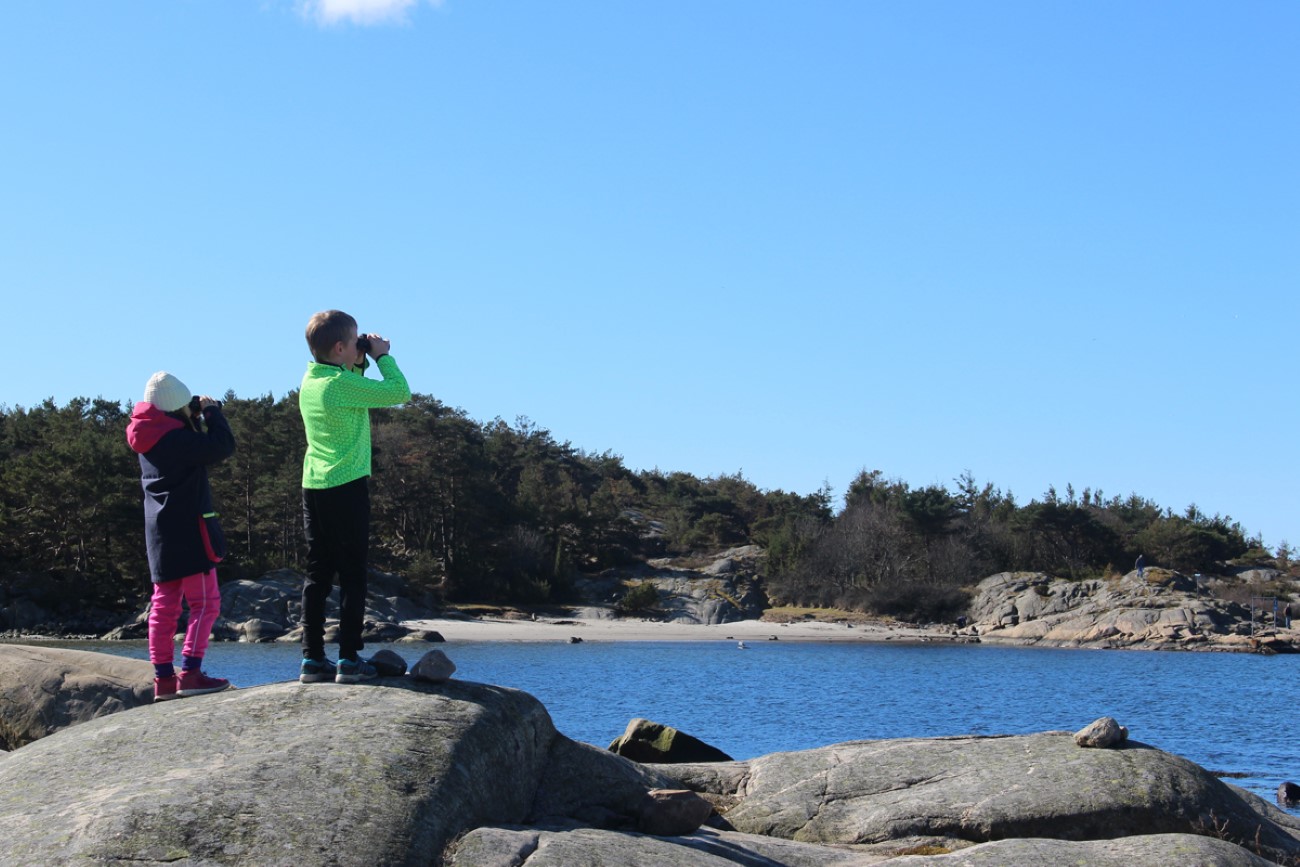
[0,395,1256,620]
[770,470,1254,622]
[0,394,829,610]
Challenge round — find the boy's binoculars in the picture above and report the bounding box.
[356,335,372,353]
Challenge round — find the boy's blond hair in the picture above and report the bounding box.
[305,310,357,362]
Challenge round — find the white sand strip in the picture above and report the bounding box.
[401,616,955,644]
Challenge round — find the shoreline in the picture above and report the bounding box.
[403,615,963,644]
[400,614,1282,653]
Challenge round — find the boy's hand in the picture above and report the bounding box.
[363,334,391,358]
[198,395,220,410]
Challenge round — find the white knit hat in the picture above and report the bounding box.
[143,371,191,412]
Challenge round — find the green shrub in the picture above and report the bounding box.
[616,581,660,614]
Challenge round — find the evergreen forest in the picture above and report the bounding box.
[0,393,1266,624]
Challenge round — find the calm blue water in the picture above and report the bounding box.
[70,638,1297,807]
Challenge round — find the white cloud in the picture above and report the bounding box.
[300,0,442,27]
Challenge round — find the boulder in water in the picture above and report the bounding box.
[608,717,734,764]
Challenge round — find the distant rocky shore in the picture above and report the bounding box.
[961,569,1299,654]
[3,548,1297,654]
[2,644,1299,865]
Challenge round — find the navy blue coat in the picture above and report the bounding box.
[127,402,235,583]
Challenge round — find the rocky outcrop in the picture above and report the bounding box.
[0,677,681,865]
[578,546,769,625]
[656,733,1300,861]
[963,571,1293,652]
[0,644,153,750]
[2,646,1298,865]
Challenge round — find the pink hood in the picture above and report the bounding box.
[126,401,186,454]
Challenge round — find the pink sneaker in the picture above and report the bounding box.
[177,670,232,697]
[154,674,179,702]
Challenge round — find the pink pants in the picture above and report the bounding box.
[148,569,221,665]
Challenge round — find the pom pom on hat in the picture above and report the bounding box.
[143,371,191,412]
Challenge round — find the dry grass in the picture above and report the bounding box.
[761,605,880,625]
[893,844,953,856]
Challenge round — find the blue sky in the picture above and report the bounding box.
[3,1,1297,547]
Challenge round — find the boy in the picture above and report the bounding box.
[299,310,411,683]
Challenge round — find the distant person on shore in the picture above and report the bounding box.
[126,372,236,702]
[298,310,411,684]
[1285,603,1292,629]
[1136,554,1146,581]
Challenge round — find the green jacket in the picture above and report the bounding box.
[300,355,411,489]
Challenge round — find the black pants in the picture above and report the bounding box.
[301,477,370,661]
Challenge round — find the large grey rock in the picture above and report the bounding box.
[0,678,668,865]
[658,734,1300,862]
[0,644,153,749]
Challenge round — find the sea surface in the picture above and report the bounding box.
[55,638,1300,809]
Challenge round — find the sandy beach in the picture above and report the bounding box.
[403,614,956,644]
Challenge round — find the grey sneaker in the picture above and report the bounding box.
[300,657,337,684]
[335,657,377,684]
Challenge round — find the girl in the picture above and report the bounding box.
[126,371,236,701]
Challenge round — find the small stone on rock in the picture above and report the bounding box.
[411,649,456,683]
[1075,716,1128,749]
[369,649,408,677]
